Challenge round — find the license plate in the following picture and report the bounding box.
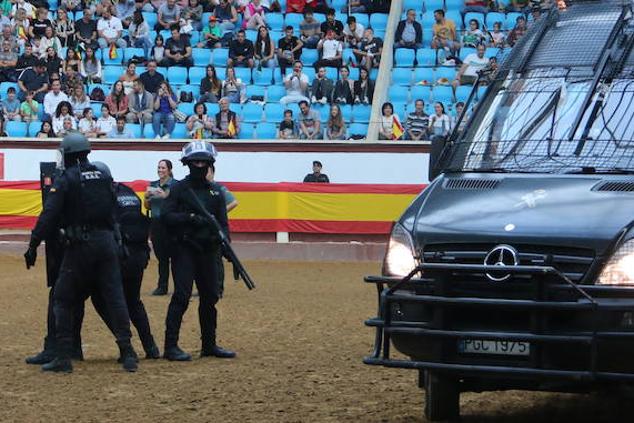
[458,339,530,356]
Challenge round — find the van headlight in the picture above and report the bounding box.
[597,239,634,286]
[383,223,418,277]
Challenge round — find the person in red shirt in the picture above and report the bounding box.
[286,0,306,13]
[464,0,487,13]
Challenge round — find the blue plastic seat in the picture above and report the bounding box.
[5,121,28,137]
[455,85,473,103]
[410,85,432,103]
[388,85,409,103]
[167,67,188,85]
[27,121,42,137]
[331,0,346,10]
[241,103,264,123]
[459,47,477,61]
[348,67,359,81]
[284,13,303,29]
[172,123,187,139]
[255,122,277,138]
[325,67,338,81]
[91,102,103,118]
[266,85,286,102]
[444,0,463,11]
[267,13,284,31]
[416,48,436,66]
[424,0,444,13]
[435,66,456,82]
[215,66,227,80]
[102,48,123,65]
[392,68,413,86]
[177,102,195,117]
[73,11,84,20]
[103,66,121,84]
[234,67,252,83]
[188,31,200,46]
[486,12,506,29]
[432,85,454,103]
[192,48,212,66]
[246,85,266,98]
[300,49,319,65]
[124,48,144,62]
[423,28,434,47]
[127,123,143,138]
[178,84,198,99]
[212,48,229,67]
[238,123,254,139]
[245,30,257,43]
[351,13,369,28]
[348,123,368,137]
[369,13,388,29]
[485,47,500,59]
[464,12,485,29]
[352,105,371,123]
[445,10,462,28]
[477,85,487,100]
[142,12,158,29]
[0,82,17,97]
[339,104,352,122]
[505,12,524,30]
[143,125,155,138]
[253,68,274,86]
[403,0,424,11]
[414,67,434,84]
[312,103,329,123]
[394,49,415,67]
[159,30,170,40]
[206,102,220,116]
[421,13,436,28]
[188,66,206,85]
[342,48,355,63]
[264,103,285,122]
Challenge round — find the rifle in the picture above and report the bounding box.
[186,188,256,290]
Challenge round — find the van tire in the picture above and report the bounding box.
[424,371,460,421]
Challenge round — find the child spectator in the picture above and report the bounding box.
[52,101,77,134]
[462,19,485,48]
[108,115,133,138]
[281,60,310,105]
[20,91,39,122]
[300,8,321,49]
[310,66,334,105]
[1,87,21,121]
[429,102,451,137]
[489,21,506,48]
[36,120,55,138]
[326,104,346,140]
[78,107,98,137]
[96,103,117,137]
[379,102,403,140]
[405,99,429,141]
[332,65,354,104]
[150,35,166,65]
[278,109,297,139]
[199,15,222,48]
[354,67,374,105]
[297,100,321,140]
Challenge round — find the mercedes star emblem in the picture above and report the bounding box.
[484,245,519,282]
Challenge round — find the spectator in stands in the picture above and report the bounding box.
[178,9,195,37]
[44,47,63,76]
[462,19,485,48]
[431,9,457,52]
[165,25,193,67]
[56,116,76,136]
[405,99,429,141]
[98,5,127,49]
[140,59,165,94]
[78,107,98,137]
[37,27,62,59]
[127,79,153,124]
[0,25,16,53]
[60,0,81,12]
[20,90,39,122]
[221,66,245,103]
[30,8,52,40]
[510,0,530,12]
[79,46,102,83]
[63,69,83,97]
[186,101,214,138]
[326,104,346,140]
[36,120,55,138]
[297,99,321,139]
[55,9,75,48]
[348,0,368,13]
[255,26,276,69]
[106,80,130,120]
[379,102,402,140]
[354,66,374,105]
[489,21,506,48]
[119,63,139,96]
[199,65,222,103]
[16,44,37,74]
[52,101,77,134]
[11,9,31,51]
[96,103,117,137]
[212,96,240,139]
[429,102,450,137]
[343,15,364,49]
[214,0,238,38]
[69,84,91,119]
[128,10,152,58]
[108,115,133,138]
[508,16,528,47]
[151,34,167,65]
[320,8,343,39]
[43,79,69,121]
[75,8,98,50]
[395,9,422,50]
[452,44,488,90]
[303,160,329,182]
[184,0,204,31]
[300,7,321,49]
[354,28,382,72]
[242,0,267,30]
[18,59,48,102]
[286,0,306,13]
[314,30,342,71]
[332,65,353,104]
[199,15,222,48]
[281,60,310,105]
[278,109,297,139]
[451,101,469,133]
[228,29,254,68]
[464,0,488,13]
[0,39,17,82]
[2,87,21,122]
[156,0,181,31]
[115,0,136,29]
[152,80,177,138]
[64,49,81,76]
[278,26,303,77]
[310,66,333,105]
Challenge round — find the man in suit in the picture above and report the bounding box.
[126,79,153,124]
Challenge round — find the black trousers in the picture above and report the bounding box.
[164,243,220,348]
[53,230,132,357]
[44,285,83,353]
[151,219,172,290]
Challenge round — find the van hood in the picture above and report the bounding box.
[412,174,634,256]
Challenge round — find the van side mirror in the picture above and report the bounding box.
[429,135,447,181]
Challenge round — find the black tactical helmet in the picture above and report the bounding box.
[180,141,218,164]
[92,161,112,178]
[60,131,91,155]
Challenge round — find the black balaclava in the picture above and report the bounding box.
[188,161,211,183]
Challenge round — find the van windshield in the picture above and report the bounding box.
[446,68,634,174]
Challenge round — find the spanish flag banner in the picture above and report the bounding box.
[227,117,237,137]
[392,116,404,140]
[109,44,118,60]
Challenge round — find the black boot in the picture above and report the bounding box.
[142,337,161,359]
[118,342,139,372]
[201,344,236,359]
[164,345,192,361]
[152,286,167,296]
[41,357,73,373]
[26,349,56,365]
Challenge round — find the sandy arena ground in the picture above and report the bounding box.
[1,252,634,422]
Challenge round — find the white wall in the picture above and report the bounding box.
[0,148,430,184]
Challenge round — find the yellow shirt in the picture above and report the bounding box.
[433,20,456,41]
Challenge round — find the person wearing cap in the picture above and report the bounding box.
[200,14,223,49]
[303,160,330,183]
[17,59,49,102]
[161,140,236,361]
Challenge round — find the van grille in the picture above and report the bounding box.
[593,181,634,192]
[443,179,501,191]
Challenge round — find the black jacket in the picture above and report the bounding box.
[354,78,375,104]
[395,20,423,45]
[114,183,150,246]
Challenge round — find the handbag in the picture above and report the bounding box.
[173,109,187,123]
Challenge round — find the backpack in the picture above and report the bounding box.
[179,91,194,103]
[90,87,105,102]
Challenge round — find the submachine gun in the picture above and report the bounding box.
[39,162,64,287]
[186,188,256,290]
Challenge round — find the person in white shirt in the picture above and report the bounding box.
[452,44,488,90]
[314,30,342,71]
[78,107,98,137]
[343,16,364,49]
[97,5,127,49]
[96,104,117,137]
[43,80,69,121]
[429,102,451,137]
[280,60,310,106]
[51,101,77,134]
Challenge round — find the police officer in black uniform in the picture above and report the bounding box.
[92,162,161,359]
[162,141,236,361]
[24,132,139,373]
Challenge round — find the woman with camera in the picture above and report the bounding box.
[152,81,178,139]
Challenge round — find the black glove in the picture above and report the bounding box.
[190,214,209,227]
[24,246,37,269]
